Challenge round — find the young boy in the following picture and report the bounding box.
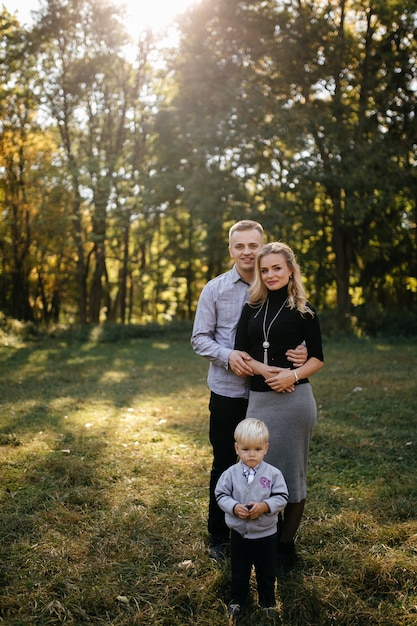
[215,418,288,623]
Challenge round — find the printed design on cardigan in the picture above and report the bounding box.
[259,476,271,489]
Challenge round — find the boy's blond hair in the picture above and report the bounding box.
[234,418,269,446]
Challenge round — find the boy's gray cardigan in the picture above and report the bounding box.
[215,460,289,540]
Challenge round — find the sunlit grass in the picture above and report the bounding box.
[0,331,416,625]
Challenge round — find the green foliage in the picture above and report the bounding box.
[317,305,417,338]
[0,333,416,625]
[0,0,416,325]
[353,305,417,338]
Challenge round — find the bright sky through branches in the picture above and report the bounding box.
[4,0,198,35]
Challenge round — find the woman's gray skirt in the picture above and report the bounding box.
[245,384,317,502]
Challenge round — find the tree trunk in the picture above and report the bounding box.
[329,187,351,312]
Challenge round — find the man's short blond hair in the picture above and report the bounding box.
[234,418,269,446]
[228,220,264,245]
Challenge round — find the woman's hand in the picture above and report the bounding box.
[268,357,323,392]
[265,368,296,393]
[237,359,296,392]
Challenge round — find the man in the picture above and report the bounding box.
[191,220,306,560]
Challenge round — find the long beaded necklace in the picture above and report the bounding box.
[262,297,288,364]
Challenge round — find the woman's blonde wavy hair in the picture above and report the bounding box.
[248,242,314,316]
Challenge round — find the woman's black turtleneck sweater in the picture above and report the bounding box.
[234,286,323,392]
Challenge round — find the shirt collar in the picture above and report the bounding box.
[231,265,250,285]
[241,461,261,473]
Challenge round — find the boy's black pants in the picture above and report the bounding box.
[230,529,277,608]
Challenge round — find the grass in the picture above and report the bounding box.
[0,327,416,625]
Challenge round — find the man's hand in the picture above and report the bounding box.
[229,350,254,377]
[286,344,307,367]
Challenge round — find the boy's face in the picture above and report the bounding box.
[235,441,269,468]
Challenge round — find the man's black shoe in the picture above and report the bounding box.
[209,542,227,562]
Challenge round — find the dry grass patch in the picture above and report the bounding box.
[0,331,416,625]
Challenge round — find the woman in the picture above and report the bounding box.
[234,242,324,576]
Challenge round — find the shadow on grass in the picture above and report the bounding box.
[1,335,417,624]
[0,425,213,624]
[0,335,205,436]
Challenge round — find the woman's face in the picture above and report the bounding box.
[259,253,292,291]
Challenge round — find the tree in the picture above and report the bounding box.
[0,11,54,320]
[168,0,417,316]
[1,0,415,327]
[34,0,155,323]
[265,0,417,312]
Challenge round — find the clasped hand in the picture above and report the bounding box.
[265,367,295,393]
[233,501,269,520]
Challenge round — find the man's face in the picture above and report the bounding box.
[229,229,264,277]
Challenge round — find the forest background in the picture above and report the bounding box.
[1,0,416,336]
